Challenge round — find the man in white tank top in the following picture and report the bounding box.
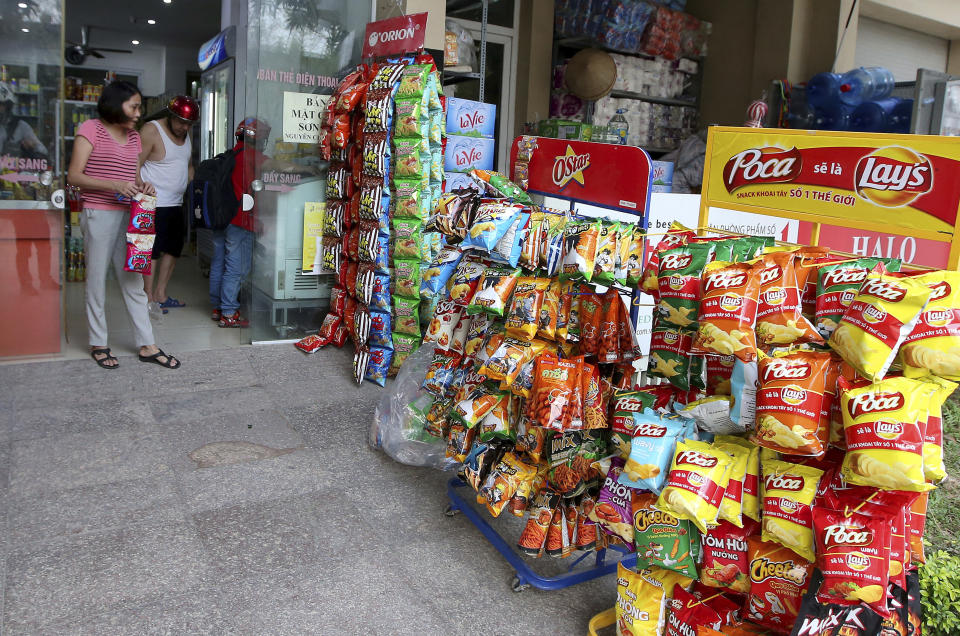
[139,96,198,315]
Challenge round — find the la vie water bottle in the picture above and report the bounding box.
[607,109,629,145]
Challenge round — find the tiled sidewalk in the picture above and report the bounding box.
[0,345,614,635]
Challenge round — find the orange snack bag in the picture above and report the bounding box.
[743,537,813,634]
[752,351,832,456]
[530,353,579,431]
[537,282,560,340]
[598,288,622,363]
[755,251,824,346]
[907,492,928,564]
[579,291,603,357]
[692,260,761,362]
[505,277,550,340]
[828,269,932,381]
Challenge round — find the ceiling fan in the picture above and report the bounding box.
[65,25,132,65]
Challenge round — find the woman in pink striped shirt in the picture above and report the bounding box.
[67,81,181,370]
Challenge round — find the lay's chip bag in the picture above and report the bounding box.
[657,243,715,329]
[815,258,899,339]
[839,376,934,492]
[900,270,960,380]
[642,221,696,295]
[919,375,957,483]
[619,410,686,493]
[755,251,824,347]
[752,351,832,457]
[692,260,762,361]
[656,440,732,534]
[714,435,760,522]
[761,460,823,562]
[713,439,750,528]
[828,269,932,381]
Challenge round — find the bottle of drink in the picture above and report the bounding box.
[838,67,895,106]
[850,98,899,132]
[806,72,841,110]
[608,108,629,145]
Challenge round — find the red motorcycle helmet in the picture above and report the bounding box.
[167,95,199,123]
[236,117,271,142]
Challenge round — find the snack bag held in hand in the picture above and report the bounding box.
[900,270,960,380]
[633,492,700,579]
[692,260,762,361]
[839,376,934,492]
[829,269,932,381]
[124,233,155,273]
[755,251,824,346]
[744,537,813,634]
[657,440,733,534]
[761,460,823,562]
[616,563,670,636]
[657,243,715,329]
[752,351,831,456]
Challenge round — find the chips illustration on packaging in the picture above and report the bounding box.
[899,270,960,380]
[761,460,823,562]
[648,327,694,391]
[715,435,761,522]
[616,563,670,636]
[744,537,813,634]
[755,251,824,346]
[692,260,762,361]
[592,221,620,286]
[752,351,832,456]
[560,218,601,282]
[839,376,934,492]
[815,258,899,339]
[642,221,696,295]
[657,243,715,329]
[657,440,733,534]
[919,375,957,483]
[618,411,686,493]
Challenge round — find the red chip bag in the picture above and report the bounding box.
[692,260,762,362]
[752,351,831,456]
[641,222,696,295]
[755,251,824,346]
[744,537,813,634]
[700,520,753,594]
[666,585,723,636]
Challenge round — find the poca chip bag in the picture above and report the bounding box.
[692,260,762,361]
[657,243,715,329]
[657,440,733,534]
[815,258,898,339]
[761,460,823,563]
[619,410,685,493]
[900,270,960,380]
[752,351,831,457]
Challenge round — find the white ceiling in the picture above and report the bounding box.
[65,0,222,50]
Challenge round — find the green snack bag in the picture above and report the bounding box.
[703,237,739,263]
[593,221,620,286]
[488,171,532,205]
[648,326,693,391]
[632,492,700,578]
[389,333,421,375]
[392,218,425,261]
[393,138,426,179]
[656,242,714,329]
[689,354,707,391]
[393,178,428,220]
[396,64,430,99]
[394,98,426,139]
[393,295,421,337]
[732,236,774,262]
[815,257,901,338]
[393,259,422,299]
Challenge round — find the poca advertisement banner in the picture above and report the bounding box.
[282,92,330,144]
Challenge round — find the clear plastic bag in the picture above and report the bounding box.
[370,344,459,471]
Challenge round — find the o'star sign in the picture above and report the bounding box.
[282,91,330,144]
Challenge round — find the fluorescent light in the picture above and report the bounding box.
[21,27,29,32]
[17,3,27,8]
[131,39,140,45]
[163,0,171,3]
[147,19,156,24]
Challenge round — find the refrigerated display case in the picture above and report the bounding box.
[198,27,236,162]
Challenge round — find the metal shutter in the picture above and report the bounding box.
[854,16,948,81]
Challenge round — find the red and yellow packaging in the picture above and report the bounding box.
[828,270,932,381]
[839,376,934,492]
[666,585,723,636]
[715,435,760,522]
[752,351,832,456]
[713,439,750,528]
[919,375,957,483]
[537,282,560,340]
[692,260,762,361]
[743,537,813,635]
[755,251,824,346]
[641,221,696,295]
[900,270,960,380]
[761,460,824,562]
[616,563,670,636]
[812,507,891,615]
[699,520,754,594]
[656,440,733,534]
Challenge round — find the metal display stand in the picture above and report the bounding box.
[441,135,653,592]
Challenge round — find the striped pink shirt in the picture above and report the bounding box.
[77,118,142,210]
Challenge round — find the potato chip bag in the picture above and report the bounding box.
[715,435,760,522]
[505,277,550,340]
[619,411,686,493]
[907,492,928,564]
[610,389,659,458]
[541,212,568,277]
[714,440,750,527]
[463,200,522,253]
[480,337,541,387]
[657,440,733,534]
[812,507,891,616]
[761,460,823,562]
[559,218,600,282]
[919,375,956,483]
[622,225,646,287]
[642,222,697,295]
[633,492,700,579]
[829,270,932,381]
[420,245,463,297]
[452,387,504,428]
[839,376,934,492]
[657,243,715,329]
[755,251,824,347]
[616,564,670,636]
[467,265,521,317]
[692,260,762,361]
[752,351,831,456]
[649,327,694,391]
[423,299,461,350]
[479,452,537,517]
[699,520,753,594]
[446,420,477,462]
[448,258,486,306]
[519,209,544,270]
[743,537,814,634]
[789,585,884,636]
[666,586,724,636]
[704,355,736,396]
[815,258,899,339]
[899,270,960,380]
[593,221,620,286]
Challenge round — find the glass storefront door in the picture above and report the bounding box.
[0,0,64,358]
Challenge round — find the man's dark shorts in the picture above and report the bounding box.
[152,205,185,258]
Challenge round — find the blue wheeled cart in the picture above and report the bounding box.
[442,136,654,592]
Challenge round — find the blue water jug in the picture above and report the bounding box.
[850,98,899,132]
[806,72,841,109]
[888,99,914,134]
[813,101,852,131]
[839,67,895,106]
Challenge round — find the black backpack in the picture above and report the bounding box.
[189,148,240,230]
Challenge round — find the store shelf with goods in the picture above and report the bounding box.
[608,89,695,108]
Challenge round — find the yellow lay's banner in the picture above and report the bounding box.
[701,127,960,241]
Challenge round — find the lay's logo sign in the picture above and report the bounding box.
[854,147,933,208]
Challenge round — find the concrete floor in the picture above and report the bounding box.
[0,344,616,635]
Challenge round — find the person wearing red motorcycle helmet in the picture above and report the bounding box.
[209,116,271,327]
[139,95,199,317]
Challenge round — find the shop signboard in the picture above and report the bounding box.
[362,13,428,59]
[509,136,652,214]
[281,91,329,144]
[698,126,960,267]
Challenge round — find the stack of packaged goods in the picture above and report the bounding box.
[443,97,496,192]
[401,166,954,633]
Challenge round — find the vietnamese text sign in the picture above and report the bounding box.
[282,92,329,144]
[701,127,960,242]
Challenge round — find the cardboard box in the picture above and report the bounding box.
[445,97,496,138]
[538,118,594,141]
[444,133,495,173]
[443,171,478,192]
[651,160,674,193]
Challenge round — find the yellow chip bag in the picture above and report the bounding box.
[828,270,933,381]
[919,375,957,483]
[715,435,761,522]
[839,375,935,492]
[505,277,550,340]
[616,563,670,636]
[900,270,960,380]
[760,460,823,562]
[714,439,750,528]
[656,440,732,534]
